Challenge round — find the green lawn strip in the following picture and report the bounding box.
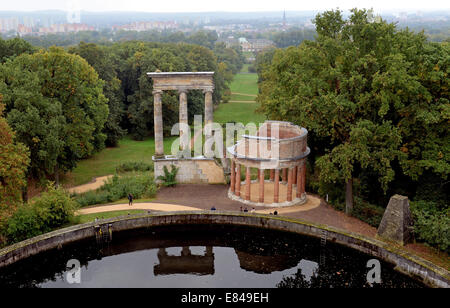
[76,210,148,224]
[108,198,157,205]
[230,94,256,101]
[230,73,258,96]
[77,198,159,209]
[241,64,251,72]
[214,102,266,125]
[63,71,259,187]
[64,136,176,186]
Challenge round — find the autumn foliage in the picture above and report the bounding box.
[0,95,30,210]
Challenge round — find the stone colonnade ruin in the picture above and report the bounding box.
[148,72,225,184]
[227,121,310,207]
[148,71,215,157]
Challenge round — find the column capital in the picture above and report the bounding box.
[152,90,163,95]
[202,88,214,94]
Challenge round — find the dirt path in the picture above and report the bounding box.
[74,184,448,270]
[76,203,201,215]
[67,175,113,194]
[232,92,257,97]
[154,184,375,236]
[152,184,448,270]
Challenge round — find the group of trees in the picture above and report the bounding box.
[272,28,316,48]
[257,9,449,215]
[20,29,221,50]
[0,36,244,206]
[0,95,30,209]
[0,47,109,191]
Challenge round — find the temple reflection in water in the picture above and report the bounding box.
[154,247,215,276]
[152,245,318,278]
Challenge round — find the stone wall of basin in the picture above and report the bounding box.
[0,212,448,288]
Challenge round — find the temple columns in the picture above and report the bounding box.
[287,167,293,202]
[301,162,306,194]
[153,90,164,158]
[204,90,213,125]
[179,90,188,151]
[270,169,275,181]
[235,164,241,197]
[297,164,303,198]
[259,169,265,203]
[245,167,251,201]
[274,169,280,203]
[293,166,297,185]
[282,168,288,182]
[230,160,236,193]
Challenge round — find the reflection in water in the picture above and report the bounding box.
[154,247,215,276]
[235,250,299,274]
[0,224,425,288]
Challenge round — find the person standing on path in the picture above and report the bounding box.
[128,193,133,206]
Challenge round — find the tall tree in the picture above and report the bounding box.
[0,95,30,208]
[0,48,108,187]
[69,42,127,146]
[258,9,449,214]
[0,37,35,63]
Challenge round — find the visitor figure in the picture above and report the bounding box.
[244,208,248,213]
[128,193,133,206]
[251,208,256,213]
[274,211,278,216]
[211,206,216,211]
[240,206,243,212]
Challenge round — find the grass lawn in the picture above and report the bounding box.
[64,69,262,187]
[63,136,176,186]
[76,210,147,224]
[241,64,254,73]
[216,70,265,124]
[230,93,256,101]
[229,73,258,96]
[215,102,266,125]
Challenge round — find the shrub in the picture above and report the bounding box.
[75,190,111,208]
[116,161,154,173]
[157,165,179,187]
[248,65,257,73]
[5,185,78,244]
[351,197,385,227]
[74,172,157,207]
[410,200,450,253]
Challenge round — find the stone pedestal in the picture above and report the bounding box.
[377,195,414,246]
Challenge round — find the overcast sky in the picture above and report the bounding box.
[0,0,449,12]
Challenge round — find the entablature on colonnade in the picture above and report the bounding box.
[147,72,215,93]
[230,149,311,170]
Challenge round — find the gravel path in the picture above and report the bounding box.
[77,203,201,215]
[74,184,447,269]
[67,175,113,194]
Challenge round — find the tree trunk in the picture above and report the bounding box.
[55,164,60,188]
[345,178,354,215]
[22,182,28,203]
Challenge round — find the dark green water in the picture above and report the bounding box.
[0,224,425,288]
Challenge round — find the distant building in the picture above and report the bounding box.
[217,37,239,48]
[17,24,32,36]
[112,21,178,32]
[217,37,275,53]
[37,23,95,35]
[242,38,275,52]
[0,17,19,33]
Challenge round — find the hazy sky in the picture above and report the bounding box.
[0,0,449,12]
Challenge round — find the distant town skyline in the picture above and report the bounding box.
[0,0,449,13]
